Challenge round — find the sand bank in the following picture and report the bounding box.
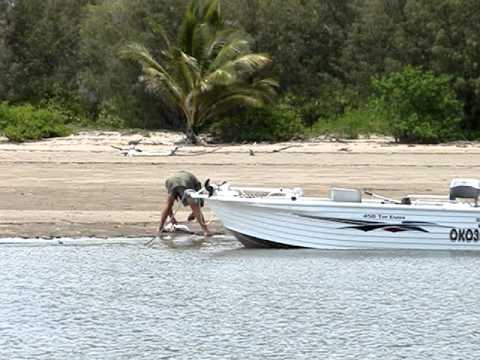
[1,131,479,238]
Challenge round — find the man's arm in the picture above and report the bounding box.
[158,194,176,232]
[188,200,211,237]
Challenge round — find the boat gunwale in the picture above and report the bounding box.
[196,194,480,214]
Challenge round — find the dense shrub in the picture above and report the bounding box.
[1,104,71,142]
[373,66,463,143]
[0,102,9,129]
[280,84,361,129]
[93,101,127,129]
[210,100,305,143]
[310,104,388,139]
[288,96,341,129]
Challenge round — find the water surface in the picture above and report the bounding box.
[1,236,479,359]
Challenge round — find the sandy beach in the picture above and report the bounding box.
[1,131,479,238]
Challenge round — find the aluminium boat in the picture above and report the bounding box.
[193,179,480,250]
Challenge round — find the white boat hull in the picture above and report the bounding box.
[205,197,480,251]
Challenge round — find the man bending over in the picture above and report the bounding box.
[158,171,211,237]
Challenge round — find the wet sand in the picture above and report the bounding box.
[1,131,479,238]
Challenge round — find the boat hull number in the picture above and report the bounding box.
[450,228,480,242]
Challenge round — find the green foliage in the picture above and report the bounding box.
[94,101,127,130]
[78,0,182,129]
[121,0,278,143]
[2,0,480,142]
[223,0,357,97]
[0,2,10,100]
[284,84,361,128]
[309,105,388,140]
[0,102,10,129]
[373,66,462,143]
[210,99,304,142]
[283,95,339,129]
[341,0,480,134]
[1,103,70,142]
[2,0,90,104]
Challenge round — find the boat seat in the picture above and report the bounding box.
[330,188,362,203]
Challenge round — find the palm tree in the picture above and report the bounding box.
[121,0,277,144]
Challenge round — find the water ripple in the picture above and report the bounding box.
[0,239,480,359]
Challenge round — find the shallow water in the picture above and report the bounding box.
[1,236,480,359]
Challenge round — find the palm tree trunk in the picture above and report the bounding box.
[185,123,200,144]
[185,104,203,145]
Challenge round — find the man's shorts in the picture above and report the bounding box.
[173,187,203,207]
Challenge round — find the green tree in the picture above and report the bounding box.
[373,66,462,143]
[422,0,480,133]
[121,0,277,143]
[78,0,188,128]
[342,0,480,134]
[341,0,407,96]
[226,0,357,96]
[0,0,12,99]
[223,0,359,123]
[3,0,91,105]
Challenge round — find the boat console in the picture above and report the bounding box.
[330,188,362,203]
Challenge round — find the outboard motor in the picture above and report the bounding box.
[204,179,215,197]
[449,178,480,206]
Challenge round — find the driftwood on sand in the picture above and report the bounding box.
[111,145,222,157]
[112,144,302,157]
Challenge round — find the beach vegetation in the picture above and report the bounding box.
[1,0,480,143]
[121,0,277,144]
[309,104,388,140]
[372,66,463,144]
[210,97,304,142]
[0,102,10,129]
[1,103,71,142]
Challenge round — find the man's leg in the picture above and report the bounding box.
[158,194,176,232]
[188,200,211,237]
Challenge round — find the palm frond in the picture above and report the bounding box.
[142,67,184,103]
[120,0,278,138]
[209,38,251,71]
[219,53,273,79]
[141,71,174,103]
[203,0,222,28]
[204,53,272,89]
[172,49,202,93]
[175,54,195,94]
[180,51,202,77]
[199,93,266,124]
[191,22,214,63]
[249,78,279,100]
[205,28,238,58]
[178,10,197,55]
[120,43,167,75]
[201,68,236,90]
[147,21,172,51]
[180,0,222,56]
[196,79,278,125]
[121,44,185,102]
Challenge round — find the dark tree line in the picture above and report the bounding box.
[1,0,480,136]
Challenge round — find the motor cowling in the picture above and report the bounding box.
[449,178,480,205]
